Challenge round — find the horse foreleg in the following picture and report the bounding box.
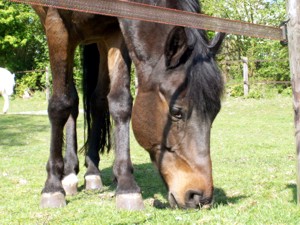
[41,96,70,208]
[62,83,79,196]
[40,8,78,208]
[3,93,9,114]
[107,37,144,210]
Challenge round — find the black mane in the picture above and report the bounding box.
[178,0,224,118]
[173,0,201,13]
[186,49,224,119]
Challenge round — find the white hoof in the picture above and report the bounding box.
[85,175,103,190]
[116,193,145,211]
[40,192,66,208]
[62,173,78,195]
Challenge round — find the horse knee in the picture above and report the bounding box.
[108,91,132,122]
[48,95,74,125]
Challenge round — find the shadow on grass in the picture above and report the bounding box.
[213,188,248,207]
[286,183,297,204]
[0,115,49,147]
[99,162,167,200]
[80,162,247,209]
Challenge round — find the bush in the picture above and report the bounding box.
[226,82,292,99]
[226,83,244,97]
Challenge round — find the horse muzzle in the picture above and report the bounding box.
[168,190,213,209]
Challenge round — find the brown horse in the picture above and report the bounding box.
[33,0,225,210]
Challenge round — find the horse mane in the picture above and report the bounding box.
[186,49,224,119]
[178,0,224,118]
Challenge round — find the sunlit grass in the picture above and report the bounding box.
[0,95,300,224]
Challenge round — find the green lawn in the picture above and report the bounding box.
[0,95,299,224]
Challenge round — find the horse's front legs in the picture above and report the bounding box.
[107,40,144,210]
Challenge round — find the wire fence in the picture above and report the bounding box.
[219,57,290,96]
[13,57,291,99]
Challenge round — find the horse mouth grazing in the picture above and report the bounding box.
[168,192,213,209]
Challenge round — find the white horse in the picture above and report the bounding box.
[0,68,15,114]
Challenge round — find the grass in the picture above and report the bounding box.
[0,95,300,224]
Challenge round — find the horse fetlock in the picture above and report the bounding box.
[40,192,66,208]
[116,176,141,195]
[85,175,103,190]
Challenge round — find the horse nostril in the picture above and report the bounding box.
[185,190,211,208]
[185,190,202,207]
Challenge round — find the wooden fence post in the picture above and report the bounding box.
[45,66,50,101]
[287,0,300,204]
[242,57,249,96]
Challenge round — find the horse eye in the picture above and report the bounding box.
[170,107,183,120]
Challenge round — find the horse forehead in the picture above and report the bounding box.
[158,70,187,95]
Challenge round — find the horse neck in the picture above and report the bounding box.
[120,0,201,88]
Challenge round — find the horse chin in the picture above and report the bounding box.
[168,192,190,209]
[168,192,179,208]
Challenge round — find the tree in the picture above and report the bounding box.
[201,0,289,83]
[0,1,85,96]
[0,1,49,95]
[0,1,47,71]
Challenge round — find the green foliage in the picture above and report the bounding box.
[0,1,49,95]
[252,41,289,81]
[0,1,48,72]
[246,86,264,99]
[0,1,83,95]
[14,70,47,96]
[202,0,290,88]
[226,83,244,97]
[130,65,137,98]
[280,86,292,96]
[73,47,84,91]
[227,82,292,99]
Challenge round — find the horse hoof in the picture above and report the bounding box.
[62,173,78,195]
[116,193,145,211]
[85,175,103,190]
[40,192,66,208]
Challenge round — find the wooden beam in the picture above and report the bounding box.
[10,0,284,40]
[287,0,300,204]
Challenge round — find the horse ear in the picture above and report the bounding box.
[208,32,226,57]
[165,27,190,69]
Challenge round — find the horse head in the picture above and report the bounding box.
[131,27,225,208]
